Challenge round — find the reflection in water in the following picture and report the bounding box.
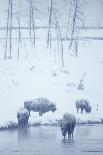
[62,138,74,144]
[17,127,30,140]
[76,125,91,137]
[0,125,103,155]
[38,126,57,139]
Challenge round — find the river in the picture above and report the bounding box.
[0,125,103,155]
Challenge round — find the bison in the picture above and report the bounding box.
[24,97,56,116]
[60,113,76,139]
[75,99,91,114]
[17,107,29,127]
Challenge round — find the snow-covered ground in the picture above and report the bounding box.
[0,39,103,128]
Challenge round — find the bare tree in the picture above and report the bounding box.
[47,0,64,66]
[4,0,10,59]
[27,0,41,57]
[65,0,73,39]
[53,10,64,66]
[17,16,21,59]
[64,0,85,56]
[5,0,13,59]
[28,0,36,48]
[47,0,53,48]
[28,0,36,47]
[31,2,36,48]
[9,0,13,58]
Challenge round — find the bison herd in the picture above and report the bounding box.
[17,97,92,139]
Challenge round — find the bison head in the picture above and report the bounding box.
[85,105,91,113]
[49,103,56,113]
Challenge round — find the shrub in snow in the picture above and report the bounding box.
[75,99,91,114]
[60,113,76,139]
[78,72,86,90]
[78,81,84,90]
[24,97,57,116]
[17,107,29,127]
[96,104,98,111]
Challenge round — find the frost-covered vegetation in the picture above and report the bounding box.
[60,113,76,139]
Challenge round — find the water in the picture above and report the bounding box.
[0,125,103,155]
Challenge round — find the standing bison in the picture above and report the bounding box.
[75,99,91,114]
[17,107,29,127]
[60,113,76,139]
[24,97,56,116]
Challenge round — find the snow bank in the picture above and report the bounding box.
[0,39,103,129]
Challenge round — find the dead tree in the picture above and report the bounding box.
[9,0,13,59]
[27,0,41,57]
[29,0,32,39]
[17,17,21,59]
[53,10,64,67]
[69,0,79,49]
[28,0,36,48]
[31,3,36,48]
[65,0,73,40]
[64,0,85,56]
[5,0,10,59]
[5,0,13,59]
[5,0,17,59]
[47,0,53,48]
[47,0,64,67]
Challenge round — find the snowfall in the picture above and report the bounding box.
[0,37,103,129]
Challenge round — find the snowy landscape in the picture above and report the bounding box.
[0,0,103,154]
[0,0,103,129]
[0,38,103,129]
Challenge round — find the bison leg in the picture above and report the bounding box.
[27,109,31,116]
[25,108,31,116]
[68,132,73,139]
[77,107,79,113]
[68,134,70,139]
[71,132,73,139]
[68,131,71,139]
[81,108,83,114]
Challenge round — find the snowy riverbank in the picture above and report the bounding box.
[0,40,103,129]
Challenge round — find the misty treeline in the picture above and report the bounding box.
[1,0,86,65]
